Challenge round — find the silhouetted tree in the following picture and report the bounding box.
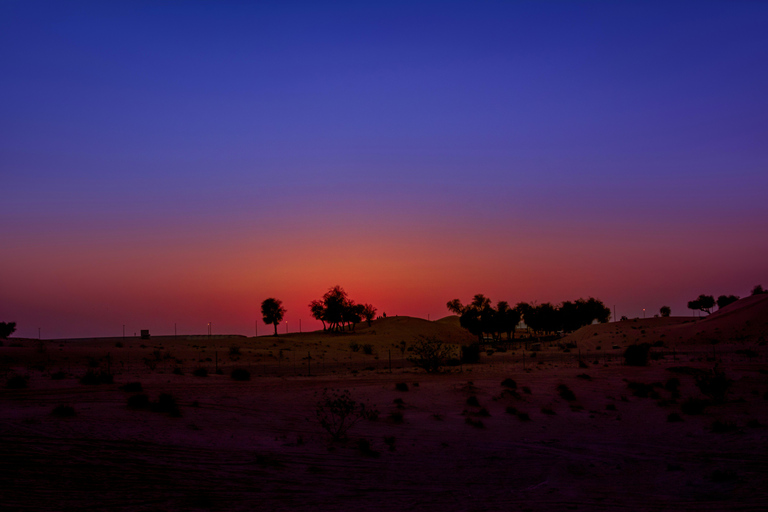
[495,301,521,340]
[309,286,375,333]
[446,299,464,315]
[309,300,326,331]
[659,305,671,317]
[751,284,765,295]
[716,295,739,310]
[361,304,377,326]
[261,298,286,336]
[687,294,715,315]
[0,321,16,339]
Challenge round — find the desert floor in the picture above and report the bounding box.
[2,298,768,511]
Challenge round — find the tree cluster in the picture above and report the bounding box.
[687,293,741,315]
[308,286,376,332]
[447,295,610,342]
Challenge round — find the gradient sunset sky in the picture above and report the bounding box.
[3,1,767,339]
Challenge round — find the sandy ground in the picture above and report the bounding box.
[2,296,768,511]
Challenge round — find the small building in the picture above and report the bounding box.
[140,330,150,340]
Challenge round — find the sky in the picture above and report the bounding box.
[2,0,767,339]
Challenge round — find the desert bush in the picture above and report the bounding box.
[79,370,113,385]
[557,384,576,401]
[711,420,738,433]
[578,360,589,369]
[576,373,592,381]
[50,371,66,380]
[522,386,532,395]
[711,469,738,482]
[388,411,404,424]
[681,397,709,415]
[466,395,480,407]
[231,368,251,381]
[465,417,485,428]
[315,388,377,441]
[229,346,241,357]
[52,405,76,418]
[151,393,181,416]
[667,412,683,422]
[348,342,360,352]
[505,406,517,415]
[605,404,617,411]
[516,411,531,421]
[477,407,491,417]
[624,343,651,366]
[501,378,517,389]
[695,366,732,403]
[120,382,143,392]
[193,367,208,377]
[541,407,556,415]
[664,377,680,393]
[395,382,409,392]
[356,438,380,457]
[408,337,455,373]
[115,341,123,348]
[384,436,396,451]
[127,394,150,409]
[362,344,374,355]
[172,367,184,375]
[627,381,660,399]
[460,344,481,364]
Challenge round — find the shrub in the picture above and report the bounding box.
[505,406,517,415]
[466,396,480,407]
[388,411,404,424]
[152,393,181,416]
[681,397,709,415]
[362,344,374,355]
[408,337,455,373]
[120,382,143,392]
[541,407,556,415]
[231,368,251,381]
[605,404,617,411]
[460,344,481,364]
[667,412,683,422]
[624,343,651,366]
[127,394,150,409]
[172,367,184,375]
[356,438,380,457]
[52,405,76,418]
[465,417,485,428]
[695,366,732,403]
[80,370,113,385]
[229,346,241,357]
[664,377,680,393]
[193,367,208,377]
[395,382,409,392]
[711,420,738,433]
[557,384,576,401]
[576,373,591,381]
[349,342,360,352]
[315,388,377,440]
[501,378,517,389]
[51,371,67,380]
[477,407,491,417]
[516,411,531,421]
[522,386,532,395]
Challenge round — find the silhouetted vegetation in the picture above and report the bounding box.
[501,378,517,389]
[751,284,766,295]
[659,305,671,317]
[308,286,376,332]
[447,295,610,343]
[716,294,739,309]
[408,336,455,373]
[193,367,208,377]
[557,384,576,401]
[681,397,709,415]
[460,344,480,364]
[261,298,286,336]
[695,365,731,403]
[230,368,251,381]
[6,374,29,389]
[687,294,715,315]
[0,321,17,339]
[80,370,113,385]
[315,388,377,441]
[120,382,143,392]
[624,343,651,366]
[52,405,76,418]
[395,382,409,392]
